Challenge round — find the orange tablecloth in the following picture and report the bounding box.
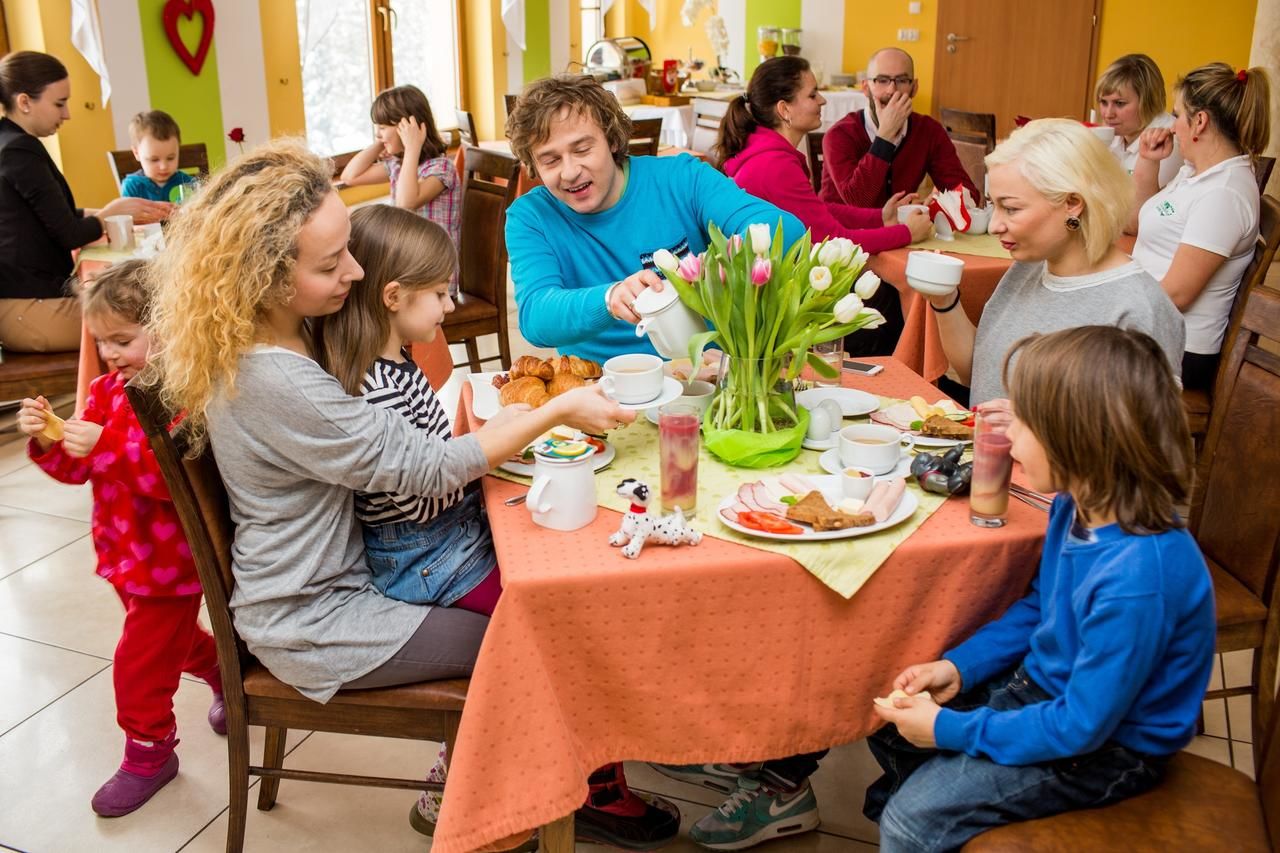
[433,356,1047,853]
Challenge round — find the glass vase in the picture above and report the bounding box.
[703,354,807,468]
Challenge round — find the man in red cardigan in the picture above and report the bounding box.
[820,48,980,208]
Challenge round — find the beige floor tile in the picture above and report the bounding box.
[1182,735,1231,766]
[0,504,88,581]
[1227,694,1253,744]
[1206,654,1224,691]
[0,669,296,851]
[0,434,33,478]
[183,731,440,853]
[0,633,107,735]
[0,536,126,659]
[1202,697,1229,738]
[0,462,93,522]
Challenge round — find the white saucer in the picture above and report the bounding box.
[818,448,913,479]
[796,387,879,417]
[801,432,838,451]
[613,376,684,412]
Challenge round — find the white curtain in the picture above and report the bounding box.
[502,0,526,50]
[70,0,111,105]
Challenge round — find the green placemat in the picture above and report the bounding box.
[492,397,954,599]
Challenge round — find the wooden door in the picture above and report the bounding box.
[933,0,1101,139]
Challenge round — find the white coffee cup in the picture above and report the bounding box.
[601,353,664,405]
[905,250,965,297]
[633,286,706,360]
[839,424,914,474]
[1089,125,1116,145]
[104,215,135,251]
[897,203,929,224]
[526,449,599,531]
[967,206,992,234]
[676,379,715,415]
[841,466,876,500]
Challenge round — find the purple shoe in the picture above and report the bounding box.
[92,734,180,817]
[208,694,227,735]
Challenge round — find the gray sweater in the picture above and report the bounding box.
[970,261,1185,405]
[206,347,490,702]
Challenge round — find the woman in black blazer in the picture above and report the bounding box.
[0,51,168,352]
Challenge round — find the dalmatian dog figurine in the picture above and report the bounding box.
[610,478,702,559]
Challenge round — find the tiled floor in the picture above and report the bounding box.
[0,297,1256,851]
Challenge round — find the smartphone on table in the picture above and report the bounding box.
[842,359,884,376]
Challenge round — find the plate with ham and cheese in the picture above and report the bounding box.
[716,473,917,542]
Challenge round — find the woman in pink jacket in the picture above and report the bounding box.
[718,56,932,255]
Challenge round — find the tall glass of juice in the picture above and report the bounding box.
[659,403,700,516]
[969,409,1013,527]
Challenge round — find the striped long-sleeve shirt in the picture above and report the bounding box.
[355,351,463,525]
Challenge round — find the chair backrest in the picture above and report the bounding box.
[939,108,996,152]
[1258,156,1276,195]
[106,143,211,192]
[458,146,521,308]
[504,94,519,120]
[122,378,250,694]
[805,131,825,193]
[952,138,988,201]
[1210,195,1280,390]
[691,102,725,154]
[628,117,663,157]
[455,109,478,147]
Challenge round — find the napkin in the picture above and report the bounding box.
[928,185,989,236]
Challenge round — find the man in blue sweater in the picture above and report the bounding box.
[505,74,805,364]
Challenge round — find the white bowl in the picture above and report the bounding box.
[1089,125,1116,145]
[905,251,965,297]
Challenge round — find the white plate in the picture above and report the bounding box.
[796,387,879,417]
[818,448,913,479]
[912,434,972,448]
[613,376,684,412]
[468,372,505,421]
[499,441,616,477]
[717,475,918,542]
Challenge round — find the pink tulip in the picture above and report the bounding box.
[727,234,744,256]
[750,257,771,285]
[677,254,702,281]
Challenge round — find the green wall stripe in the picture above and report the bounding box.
[525,0,551,82]
[743,0,802,79]
[137,0,226,169]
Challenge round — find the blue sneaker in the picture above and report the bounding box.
[648,762,762,795]
[689,777,820,850]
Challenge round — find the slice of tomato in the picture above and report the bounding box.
[585,437,606,454]
[737,511,804,535]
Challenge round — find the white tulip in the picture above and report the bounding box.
[652,248,679,275]
[851,246,870,269]
[748,223,772,255]
[834,293,863,324]
[817,240,843,267]
[809,265,832,291]
[857,307,887,329]
[854,270,881,300]
[833,238,856,264]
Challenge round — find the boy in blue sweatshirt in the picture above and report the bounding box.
[505,74,805,364]
[120,111,197,203]
[866,326,1215,853]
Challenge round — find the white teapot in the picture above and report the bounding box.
[526,445,599,531]
[633,286,707,360]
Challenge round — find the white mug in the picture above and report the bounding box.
[104,215,134,251]
[526,450,599,531]
[633,288,706,360]
[600,353,664,405]
[839,424,914,475]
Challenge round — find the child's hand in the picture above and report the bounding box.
[482,403,533,431]
[892,659,963,704]
[61,420,105,458]
[873,691,941,748]
[397,117,427,152]
[551,384,635,435]
[17,396,53,447]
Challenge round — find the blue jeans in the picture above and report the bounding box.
[362,488,496,607]
[864,666,1168,853]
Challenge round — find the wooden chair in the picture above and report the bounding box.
[121,379,471,853]
[952,138,988,202]
[628,117,663,157]
[805,131,825,193]
[443,146,521,372]
[504,93,519,120]
[1258,156,1276,194]
[691,100,725,154]
[1182,194,1280,440]
[106,143,210,192]
[939,108,997,152]
[455,109,479,147]
[0,350,80,403]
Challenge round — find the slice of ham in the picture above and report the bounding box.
[737,483,767,513]
[780,473,818,495]
[720,507,740,524]
[864,477,906,523]
[750,482,785,512]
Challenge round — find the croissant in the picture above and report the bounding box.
[569,355,602,379]
[499,375,551,408]
[511,355,553,382]
[547,372,586,397]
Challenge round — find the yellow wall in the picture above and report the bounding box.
[258,1,306,138]
[838,0,938,115]
[462,0,508,139]
[606,0,717,73]
[3,0,120,207]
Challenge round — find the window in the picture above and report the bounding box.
[295,0,460,158]
[580,0,603,62]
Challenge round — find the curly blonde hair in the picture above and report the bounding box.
[506,75,632,177]
[146,138,333,449]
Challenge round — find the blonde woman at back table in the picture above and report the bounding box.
[926,119,1184,406]
[1095,54,1184,188]
[1130,62,1271,393]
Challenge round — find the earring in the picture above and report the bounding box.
[1065,216,1081,231]
[1192,135,1199,142]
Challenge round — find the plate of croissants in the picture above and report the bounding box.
[470,355,604,421]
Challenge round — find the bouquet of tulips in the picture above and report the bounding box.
[653,221,885,467]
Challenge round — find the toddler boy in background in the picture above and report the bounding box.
[120,111,197,202]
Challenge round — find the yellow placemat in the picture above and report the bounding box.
[76,244,144,269]
[910,230,1011,260]
[493,398,953,599]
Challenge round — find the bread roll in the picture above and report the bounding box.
[547,372,586,397]
[499,375,551,407]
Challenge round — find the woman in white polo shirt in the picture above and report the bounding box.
[1095,54,1183,188]
[1131,62,1271,392]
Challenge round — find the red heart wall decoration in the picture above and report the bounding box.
[162,0,216,76]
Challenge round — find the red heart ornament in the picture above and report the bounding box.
[162,0,216,76]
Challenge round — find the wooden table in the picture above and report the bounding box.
[432,356,1048,853]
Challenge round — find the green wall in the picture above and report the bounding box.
[743,0,802,78]
[137,0,226,169]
